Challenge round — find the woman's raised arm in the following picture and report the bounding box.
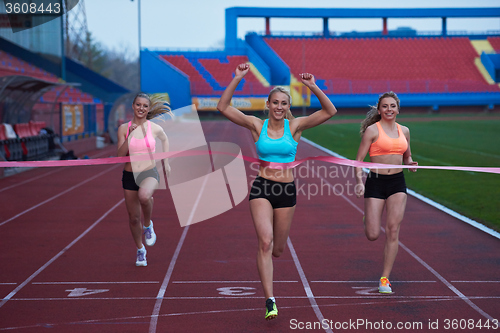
[217,63,260,131]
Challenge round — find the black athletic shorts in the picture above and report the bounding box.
[122,168,159,191]
[364,171,407,200]
[249,176,296,209]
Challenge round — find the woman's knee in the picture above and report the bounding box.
[128,214,141,226]
[364,218,380,241]
[138,192,151,206]
[365,230,380,241]
[272,244,286,258]
[385,223,401,241]
[259,237,273,254]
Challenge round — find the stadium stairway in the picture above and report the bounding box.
[188,57,226,91]
[248,63,270,87]
[471,39,500,88]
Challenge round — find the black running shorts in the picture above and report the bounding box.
[364,171,407,200]
[249,176,296,209]
[122,168,159,191]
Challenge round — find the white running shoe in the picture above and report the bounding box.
[136,248,147,267]
[144,220,156,247]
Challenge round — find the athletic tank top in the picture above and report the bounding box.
[255,119,298,163]
[126,121,156,154]
[369,122,408,157]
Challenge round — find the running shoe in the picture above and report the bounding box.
[144,220,156,247]
[265,298,278,320]
[136,248,147,267]
[379,277,392,293]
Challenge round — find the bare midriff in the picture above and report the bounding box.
[369,154,403,175]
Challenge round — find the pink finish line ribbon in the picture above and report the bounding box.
[0,151,499,174]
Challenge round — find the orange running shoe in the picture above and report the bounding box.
[379,277,392,293]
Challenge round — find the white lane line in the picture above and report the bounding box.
[149,226,189,333]
[7,295,500,301]
[172,280,298,283]
[407,189,500,240]
[0,149,114,193]
[301,136,500,240]
[397,241,497,321]
[0,199,124,309]
[288,238,333,333]
[311,281,437,283]
[0,168,61,193]
[451,281,500,283]
[301,138,497,322]
[149,163,212,333]
[0,165,120,227]
[0,297,478,332]
[0,283,16,285]
[0,296,471,332]
[32,281,159,285]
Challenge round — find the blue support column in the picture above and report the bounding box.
[225,8,238,49]
[323,17,329,37]
[442,17,447,36]
[60,16,66,81]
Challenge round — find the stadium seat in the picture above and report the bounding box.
[161,54,269,96]
[0,51,59,83]
[0,124,22,161]
[487,37,500,53]
[161,55,214,96]
[264,36,500,94]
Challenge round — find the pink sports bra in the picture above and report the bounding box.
[369,122,408,157]
[126,121,156,155]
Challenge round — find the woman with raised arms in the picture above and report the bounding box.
[217,63,337,320]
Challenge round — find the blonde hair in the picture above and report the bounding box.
[265,86,294,120]
[133,93,174,120]
[360,91,400,135]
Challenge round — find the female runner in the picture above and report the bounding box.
[117,93,172,266]
[217,63,337,320]
[354,91,417,293]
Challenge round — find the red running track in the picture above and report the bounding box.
[0,121,499,332]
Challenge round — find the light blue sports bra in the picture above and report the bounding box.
[255,119,298,163]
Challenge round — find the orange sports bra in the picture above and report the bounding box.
[369,122,408,157]
[126,121,156,155]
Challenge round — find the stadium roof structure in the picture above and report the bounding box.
[0,37,130,104]
[225,7,500,48]
[0,75,77,124]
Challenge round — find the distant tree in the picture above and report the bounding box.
[101,45,139,91]
[67,32,139,91]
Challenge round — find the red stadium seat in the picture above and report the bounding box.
[0,51,59,83]
[264,36,500,94]
[487,37,500,53]
[161,54,269,96]
[161,55,214,95]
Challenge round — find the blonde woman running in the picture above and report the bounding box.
[117,93,172,266]
[355,92,417,293]
[217,63,337,320]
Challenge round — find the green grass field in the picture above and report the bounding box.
[302,116,500,231]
